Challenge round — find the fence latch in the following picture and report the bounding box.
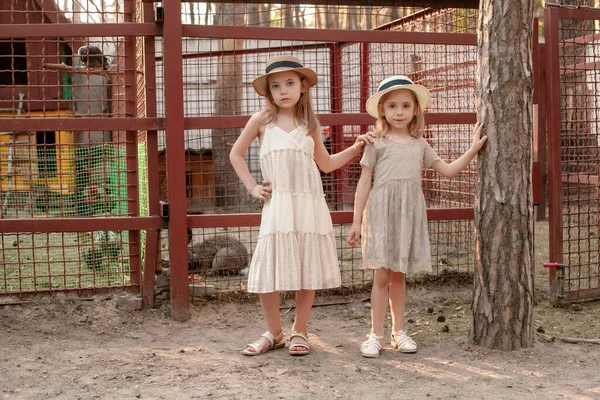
[543,262,562,269]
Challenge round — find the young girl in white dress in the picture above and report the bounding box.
[230,55,375,356]
[347,76,487,358]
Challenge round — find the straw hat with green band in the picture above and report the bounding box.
[366,75,431,118]
[253,55,318,97]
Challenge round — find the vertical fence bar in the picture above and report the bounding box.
[532,18,544,219]
[544,6,563,305]
[537,42,547,221]
[360,42,370,134]
[142,2,161,308]
[330,43,343,210]
[125,0,141,286]
[163,0,190,320]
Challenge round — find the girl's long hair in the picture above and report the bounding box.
[262,72,319,134]
[374,89,425,139]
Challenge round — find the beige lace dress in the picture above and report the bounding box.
[360,137,441,274]
[247,124,341,293]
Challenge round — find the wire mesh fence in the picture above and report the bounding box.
[162,4,480,299]
[0,0,141,295]
[1,0,481,299]
[555,12,600,298]
[1,230,135,293]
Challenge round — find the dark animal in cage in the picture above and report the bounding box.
[84,230,121,269]
[78,45,110,70]
[189,234,249,276]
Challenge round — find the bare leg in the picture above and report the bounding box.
[370,268,392,336]
[389,271,407,333]
[289,290,315,353]
[245,291,282,353]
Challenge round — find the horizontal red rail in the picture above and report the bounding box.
[0,217,165,233]
[156,42,331,62]
[3,113,476,132]
[565,287,600,302]
[169,0,479,7]
[556,6,600,20]
[0,285,139,297]
[2,117,164,132]
[188,208,474,228]
[182,25,477,45]
[0,23,162,38]
[185,113,477,130]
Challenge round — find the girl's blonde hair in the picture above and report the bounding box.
[262,72,319,134]
[374,89,425,139]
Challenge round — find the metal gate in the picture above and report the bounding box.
[545,3,600,304]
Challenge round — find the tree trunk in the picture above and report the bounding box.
[470,0,534,350]
[348,7,359,30]
[283,4,293,27]
[247,4,259,26]
[205,3,212,25]
[189,3,196,25]
[73,0,82,22]
[260,4,270,26]
[212,3,244,209]
[365,6,373,30]
[316,6,325,28]
[326,6,335,29]
[294,5,303,28]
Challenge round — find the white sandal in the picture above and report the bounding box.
[391,330,417,353]
[360,333,383,358]
[288,331,310,356]
[241,330,285,356]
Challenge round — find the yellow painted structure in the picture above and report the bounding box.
[0,111,75,195]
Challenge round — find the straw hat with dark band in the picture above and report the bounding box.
[366,75,431,118]
[253,55,318,97]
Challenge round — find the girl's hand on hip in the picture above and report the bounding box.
[346,223,361,247]
[354,131,377,150]
[471,121,487,151]
[250,181,272,202]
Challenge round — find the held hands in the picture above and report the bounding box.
[250,181,272,202]
[353,131,377,150]
[471,122,487,152]
[346,223,361,248]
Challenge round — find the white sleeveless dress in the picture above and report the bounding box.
[247,123,341,293]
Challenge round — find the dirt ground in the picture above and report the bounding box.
[1,221,600,400]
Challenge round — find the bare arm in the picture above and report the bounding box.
[347,166,373,247]
[431,122,487,178]
[310,129,376,174]
[229,112,272,201]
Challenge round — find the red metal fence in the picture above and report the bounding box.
[5,1,589,320]
[545,3,600,305]
[0,0,162,303]
[176,5,482,316]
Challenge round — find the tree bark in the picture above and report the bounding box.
[73,0,82,22]
[365,6,373,30]
[189,3,196,25]
[247,4,259,26]
[212,3,244,209]
[283,4,293,27]
[259,4,270,27]
[470,0,535,350]
[294,5,303,28]
[205,3,212,25]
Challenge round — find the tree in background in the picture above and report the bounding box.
[471,0,535,350]
[212,3,244,209]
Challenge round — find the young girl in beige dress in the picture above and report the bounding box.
[347,76,487,358]
[230,55,375,356]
